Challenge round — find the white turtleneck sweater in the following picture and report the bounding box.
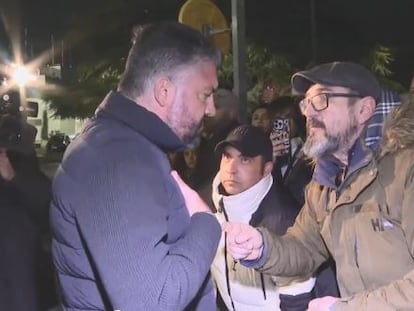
[210,173,315,311]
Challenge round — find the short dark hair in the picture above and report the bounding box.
[118,21,221,99]
[251,103,271,115]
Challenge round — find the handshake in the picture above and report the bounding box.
[171,170,339,311]
[171,170,265,261]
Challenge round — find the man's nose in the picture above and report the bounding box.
[226,159,237,173]
[302,102,317,118]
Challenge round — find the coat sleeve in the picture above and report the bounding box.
[255,186,330,279]
[56,156,221,311]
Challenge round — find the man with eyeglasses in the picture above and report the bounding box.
[199,61,414,310]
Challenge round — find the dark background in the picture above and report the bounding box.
[4,0,414,86]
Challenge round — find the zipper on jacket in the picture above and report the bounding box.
[354,236,359,268]
[221,199,237,311]
[260,273,267,300]
[220,198,267,309]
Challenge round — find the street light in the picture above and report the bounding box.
[8,63,37,87]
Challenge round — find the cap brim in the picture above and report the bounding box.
[214,140,257,158]
[214,140,228,155]
[291,73,319,96]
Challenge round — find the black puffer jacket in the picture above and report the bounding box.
[0,148,51,311]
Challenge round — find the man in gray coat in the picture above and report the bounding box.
[50,22,221,311]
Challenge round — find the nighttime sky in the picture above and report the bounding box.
[4,0,414,85]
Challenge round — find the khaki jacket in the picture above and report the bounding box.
[257,96,414,310]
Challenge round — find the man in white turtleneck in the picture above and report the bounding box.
[211,125,315,311]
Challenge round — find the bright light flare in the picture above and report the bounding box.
[9,63,37,87]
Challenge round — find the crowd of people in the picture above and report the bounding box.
[3,20,414,311]
[48,21,414,311]
[0,97,56,310]
[170,90,311,206]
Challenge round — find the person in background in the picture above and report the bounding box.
[167,151,181,169]
[250,104,273,135]
[197,88,240,202]
[0,90,51,311]
[181,145,203,189]
[261,79,280,105]
[50,21,222,311]
[210,125,316,311]
[270,96,312,206]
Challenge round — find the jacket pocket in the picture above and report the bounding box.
[344,204,414,292]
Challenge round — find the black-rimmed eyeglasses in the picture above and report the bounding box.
[299,93,361,113]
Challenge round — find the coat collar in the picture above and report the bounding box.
[312,137,373,189]
[95,91,186,152]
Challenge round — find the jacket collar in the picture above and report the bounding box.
[211,172,272,219]
[95,91,186,152]
[312,137,373,189]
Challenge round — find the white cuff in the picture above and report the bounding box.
[278,277,316,295]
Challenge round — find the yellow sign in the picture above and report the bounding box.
[179,0,231,55]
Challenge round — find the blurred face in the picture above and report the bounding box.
[167,61,218,144]
[261,80,279,104]
[219,146,273,195]
[251,108,272,134]
[301,84,360,159]
[201,91,237,135]
[201,107,227,135]
[183,148,198,169]
[168,151,178,163]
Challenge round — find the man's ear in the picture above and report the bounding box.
[357,96,376,124]
[264,161,273,176]
[154,76,175,107]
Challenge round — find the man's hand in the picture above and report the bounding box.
[222,222,264,261]
[171,170,211,216]
[307,296,339,311]
[0,148,15,181]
